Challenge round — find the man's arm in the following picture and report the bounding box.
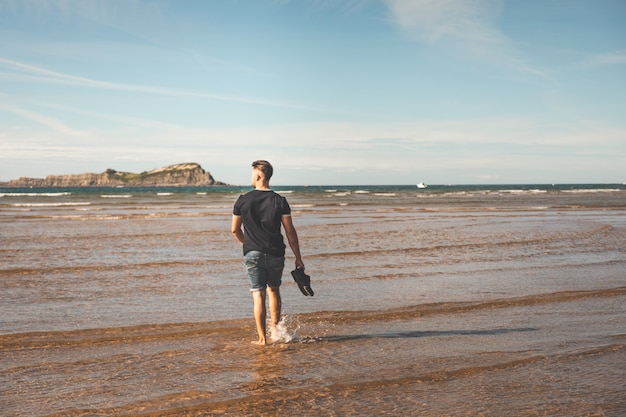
[281,215,304,269]
[231,215,244,243]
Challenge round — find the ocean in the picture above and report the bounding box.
[1,184,625,416]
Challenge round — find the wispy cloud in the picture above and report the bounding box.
[0,57,316,110]
[2,115,624,183]
[0,102,88,136]
[382,0,548,79]
[576,49,626,69]
[0,0,163,26]
[384,0,503,44]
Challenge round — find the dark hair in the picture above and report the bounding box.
[252,160,273,180]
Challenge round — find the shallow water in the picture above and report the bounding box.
[1,185,625,416]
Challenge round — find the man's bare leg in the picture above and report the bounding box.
[267,287,282,338]
[252,289,267,345]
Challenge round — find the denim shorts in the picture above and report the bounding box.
[244,251,285,291]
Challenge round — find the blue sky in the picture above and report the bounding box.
[0,0,624,185]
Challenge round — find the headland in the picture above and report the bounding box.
[0,162,227,187]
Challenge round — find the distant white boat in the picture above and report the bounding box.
[417,182,428,189]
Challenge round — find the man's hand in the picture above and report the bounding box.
[231,215,244,243]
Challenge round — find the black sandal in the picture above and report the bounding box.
[291,267,314,296]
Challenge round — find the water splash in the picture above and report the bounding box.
[269,316,295,344]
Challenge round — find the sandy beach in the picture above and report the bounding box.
[1,185,625,416]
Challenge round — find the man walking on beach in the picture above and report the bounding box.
[231,160,305,345]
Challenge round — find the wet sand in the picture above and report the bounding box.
[1,187,625,416]
[2,288,625,416]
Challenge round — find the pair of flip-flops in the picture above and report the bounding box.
[291,267,314,296]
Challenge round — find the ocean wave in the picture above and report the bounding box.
[499,189,547,194]
[46,211,216,220]
[562,188,624,193]
[0,192,72,197]
[3,287,623,347]
[11,202,91,207]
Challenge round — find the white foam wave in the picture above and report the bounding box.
[12,202,91,207]
[0,192,72,197]
[501,189,547,194]
[100,194,132,198]
[562,189,623,194]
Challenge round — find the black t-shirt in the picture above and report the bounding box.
[233,189,291,256]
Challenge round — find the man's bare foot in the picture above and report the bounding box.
[251,339,267,346]
[269,326,278,342]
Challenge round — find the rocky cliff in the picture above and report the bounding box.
[0,163,227,187]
